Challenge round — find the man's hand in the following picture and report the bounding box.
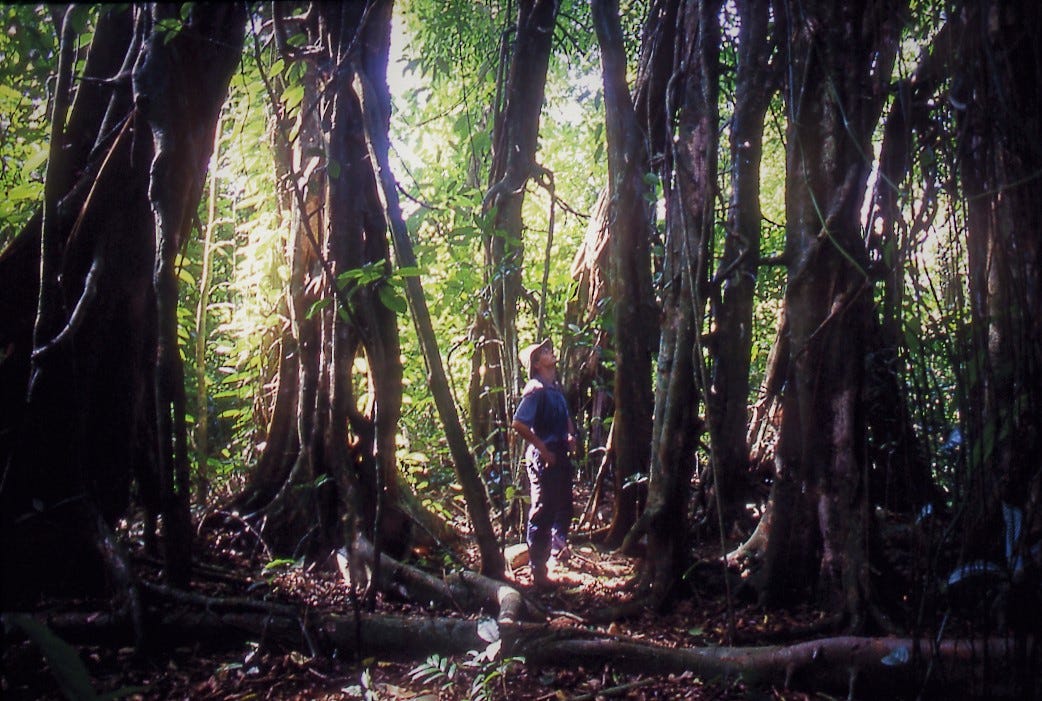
[513,418,556,466]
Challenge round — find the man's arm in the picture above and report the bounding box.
[512,418,556,466]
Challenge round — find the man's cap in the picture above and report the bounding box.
[519,338,553,376]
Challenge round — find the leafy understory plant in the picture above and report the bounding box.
[3,614,145,701]
[342,666,379,701]
[408,619,524,701]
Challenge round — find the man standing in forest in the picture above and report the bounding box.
[512,339,577,589]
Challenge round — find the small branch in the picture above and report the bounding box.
[758,253,789,267]
[567,677,657,701]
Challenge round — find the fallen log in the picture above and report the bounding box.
[345,537,546,623]
[24,604,1038,698]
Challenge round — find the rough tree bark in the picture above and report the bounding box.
[591,0,658,549]
[753,0,906,628]
[561,0,678,533]
[232,3,454,568]
[561,191,614,480]
[620,0,721,605]
[705,0,778,530]
[468,0,561,472]
[136,2,248,585]
[356,1,504,577]
[953,1,1042,565]
[230,47,334,555]
[0,3,245,604]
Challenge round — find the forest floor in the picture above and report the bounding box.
[2,512,832,701]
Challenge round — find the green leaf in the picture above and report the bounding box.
[263,558,296,571]
[3,613,101,700]
[22,144,48,175]
[7,183,39,201]
[306,298,331,319]
[378,285,408,314]
[283,84,304,111]
[0,84,22,102]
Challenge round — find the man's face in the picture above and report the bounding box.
[534,346,556,375]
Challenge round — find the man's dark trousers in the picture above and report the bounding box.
[526,443,573,567]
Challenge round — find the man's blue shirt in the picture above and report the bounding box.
[513,375,571,447]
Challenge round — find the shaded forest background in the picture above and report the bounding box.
[1,1,1040,698]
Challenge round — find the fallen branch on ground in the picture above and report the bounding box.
[24,602,1036,699]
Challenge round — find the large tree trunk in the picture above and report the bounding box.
[561,0,679,533]
[136,2,248,586]
[953,1,1042,567]
[231,47,331,555]
[234,4,467,577]
[231,3,419,565]
[0,4,245,605]
[622,0,721,605]
[591,0,658,550]
[757,0,905,627]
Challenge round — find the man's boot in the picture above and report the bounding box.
[532,562,553,590]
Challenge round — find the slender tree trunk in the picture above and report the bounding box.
[194,125,223,504]
[356,11,502,574]
[622,0,721,605]
[592,0,658,549]
[706,0,777,531]
[469,0,561,473]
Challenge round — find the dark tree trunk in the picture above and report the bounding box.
[135,2,248,586]
[625,0,721,604]
[41,606,1037,699]
[953,1,1042,561]
[468,0,560,470]
[561,0,679,532]
[705,0,777,531]
[0,3,246,604]
[591,0,658,550]
[757,0,905,627]
[324,1,406,565]
[861,21,958,515]
[354,10,501,574]
[233,3,459,572]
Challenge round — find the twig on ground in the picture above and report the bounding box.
[567,677,657,700]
